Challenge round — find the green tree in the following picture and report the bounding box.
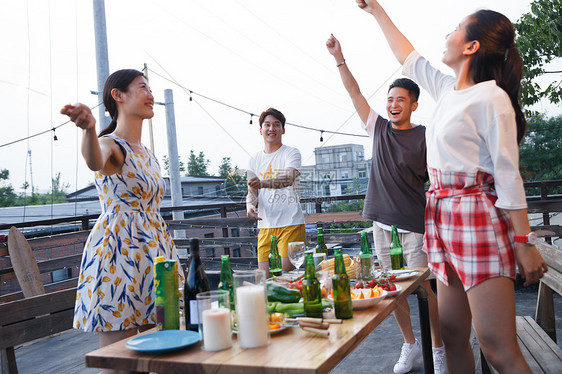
[217,157,247,199]
[520,115,562,193]
[49,172,70,203]
[515,0,562,110]
[0,169,18,207]
[218,157,233,178]
[186,150,210,176]
[162,155,185,176]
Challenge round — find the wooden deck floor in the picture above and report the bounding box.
[13,286,562,374]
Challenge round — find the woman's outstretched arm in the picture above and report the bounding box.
[356,0,414,65]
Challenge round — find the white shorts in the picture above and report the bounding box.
[372,224,433,279]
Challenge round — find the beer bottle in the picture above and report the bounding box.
[390,225,405,270]
[217,254,234,310]
[332,248,353,319]
[315,227,327,254]
[302,252,323,318]
[359,232,373,280]
[184,238,210,331]
[269,235,282,277]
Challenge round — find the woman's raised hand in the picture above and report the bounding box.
[60,103,96,130]
[326,34,342,57]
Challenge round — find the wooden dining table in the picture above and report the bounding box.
[86,267,433,374]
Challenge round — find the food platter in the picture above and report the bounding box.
[384,283,402,297]
[328,289,387,310]
[386,270,420,281]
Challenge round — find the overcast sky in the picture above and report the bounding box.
[1,0,560,195]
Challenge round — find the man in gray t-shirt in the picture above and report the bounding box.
[327,34,447,374]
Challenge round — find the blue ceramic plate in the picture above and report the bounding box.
[126,330,200,353]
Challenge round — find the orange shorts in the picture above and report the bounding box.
[257,224,307,262]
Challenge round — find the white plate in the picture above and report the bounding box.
[387,270,420,281]
[328,289,387,310]
[385,284,402,297]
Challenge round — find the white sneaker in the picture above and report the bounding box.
[432,346,448,374]
[394,339,422,374]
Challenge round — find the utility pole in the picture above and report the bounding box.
[143,64,155,153]
[163,89,185,238]
[92,0,110,131]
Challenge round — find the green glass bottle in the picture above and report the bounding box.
[217,254,234,310]
[359,232,373,280]
[302,253,323,318]
[269,235,282,277]
[315,227,327,254]
[332,249,353,319]
[390,225,405,270]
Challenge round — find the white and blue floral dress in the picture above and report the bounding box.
[74,134,184,332]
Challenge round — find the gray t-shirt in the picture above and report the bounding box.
[362,110,427,234]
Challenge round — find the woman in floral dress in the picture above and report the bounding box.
[61,69,184,359]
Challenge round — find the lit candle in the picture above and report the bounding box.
[202,307,232,351]
[236,285,268,348]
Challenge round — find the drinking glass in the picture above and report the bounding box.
[288,241,305,278]
[233,270,269,349]
[196,290,232,351]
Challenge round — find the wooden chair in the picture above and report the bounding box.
[0,228,82,374]
[481,240,562,373]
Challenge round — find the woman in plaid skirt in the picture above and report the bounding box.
[356,1,548,373]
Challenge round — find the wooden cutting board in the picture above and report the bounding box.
[7,226,45,297]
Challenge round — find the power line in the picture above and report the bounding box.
[147,67,369,139]
[0,103,102,149]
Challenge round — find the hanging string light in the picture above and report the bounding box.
[189,90,193,101]
[52,128,58,141]
[320,130,324,142]
[249,114,253,125]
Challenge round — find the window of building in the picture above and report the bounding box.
[52,267,72,282]
[215,185,221,196]
[338,152,347,162]
[231,228,240,237]
[198,186,204,195]
[358,170,367,178]
[204,233,214,238]
[341,170,349,179]
[323,184,330,196]
[321,154,330,164]
[357,152,364,161]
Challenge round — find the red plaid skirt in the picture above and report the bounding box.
[424,168,516,290]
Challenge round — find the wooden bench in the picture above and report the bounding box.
[0,230,87,374]
[482,240,562,373]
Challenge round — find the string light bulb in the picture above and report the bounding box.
[189,90,193,101]
[320,130,324,142]
[249,114,253,125]
[53,128,58,141]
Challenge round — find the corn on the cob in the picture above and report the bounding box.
[319,254,359,278]
[319,254,351,272]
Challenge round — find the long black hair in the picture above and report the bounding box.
[98,69,144,137]
[465,10,526,144]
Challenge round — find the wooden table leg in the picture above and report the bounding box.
[413,285,434,374]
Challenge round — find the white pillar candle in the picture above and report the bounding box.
[236,285,268,348]
[202,307,232,351]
